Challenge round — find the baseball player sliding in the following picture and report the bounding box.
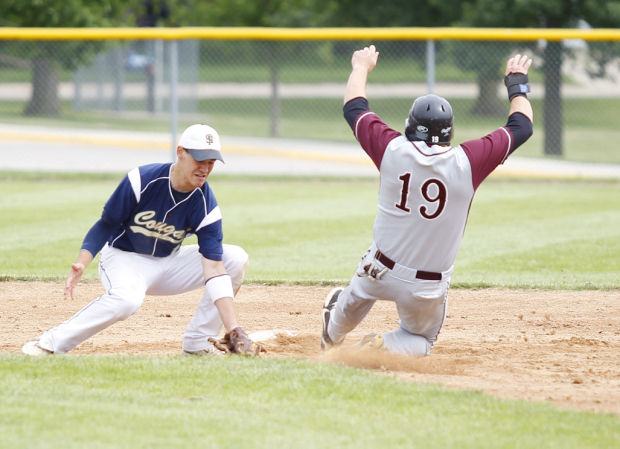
[322,45,534,355]
[23,124,261,356]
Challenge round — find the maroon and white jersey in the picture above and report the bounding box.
[350,106,527,273]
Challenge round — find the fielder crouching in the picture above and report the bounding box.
[22,124,261,356]
[321,46,534,356]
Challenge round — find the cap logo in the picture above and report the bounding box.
[417,125,428,133]
[205,134,214,146]
[441,127,452,136]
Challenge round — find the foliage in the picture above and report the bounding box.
[0,0,139,116]
[456,0,620,153]
[164,0,328,27]
[1,0,135,70]
[459,0,619,27]
[458,0,620,70]
[315,0,463,27]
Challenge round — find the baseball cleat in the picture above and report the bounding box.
[355,333,384,350]
[321,287,343,350]
[21,339,53,356]
[182,345,224,356]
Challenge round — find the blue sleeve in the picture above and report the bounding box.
[81,218,119,256]
[101,175,139,224]
[196,221,224,261]
[81,174,137,256]
[505,112,533,154]
[343,97,370,129]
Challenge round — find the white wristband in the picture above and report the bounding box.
[205,274,234,302]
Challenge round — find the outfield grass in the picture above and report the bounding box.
[1,356,618,449]
[0,57,478,84]
[1,173,619,289]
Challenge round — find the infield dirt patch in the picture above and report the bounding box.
[2,282,619,415]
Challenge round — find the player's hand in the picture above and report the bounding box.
[208,327,265,356]
[351,45,379,73]
[64,262,85,300]
[505,54,532,76]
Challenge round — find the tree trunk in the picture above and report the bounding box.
[24,57,60,116]
[543,41,563,156]
[471,75,505,116]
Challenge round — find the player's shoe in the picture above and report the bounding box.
[182,345,223,356]
[21,339,53,356]
[355,333,384,350]
[321,287,343,350]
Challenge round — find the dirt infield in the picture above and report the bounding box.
[2,281,619,416]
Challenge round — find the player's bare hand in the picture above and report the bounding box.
[505,54,532,76]
[351,45,379,73]
[64,262,85,300]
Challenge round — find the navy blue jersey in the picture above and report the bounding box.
[81,163,223,260]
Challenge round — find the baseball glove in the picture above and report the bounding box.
[208,327,264,356]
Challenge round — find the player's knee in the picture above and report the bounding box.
[108,290,143,320]
[383,328,432,356]
[225,246,249,283]
[116,298,142,320]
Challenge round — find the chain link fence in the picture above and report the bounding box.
[0,30,618,164]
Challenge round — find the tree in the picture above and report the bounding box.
[315,1,512,116]
[448,41,515,116]
[315,0,462,27]
[1,0,135,116]
[458,0,620,155]
[319,0,619,155]
[163,0,327,27]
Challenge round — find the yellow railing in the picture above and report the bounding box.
[0,27,618,41]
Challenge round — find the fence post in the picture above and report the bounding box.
[426,39,436,94]
[170,40,179,161]
[543,40,564,156]
[96,54,105,109]
[73,69,83,111]
[270,66,280,137]
[155,39,164,114]
[114,48,123,112]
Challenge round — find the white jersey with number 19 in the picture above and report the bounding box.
[353,109,516,273]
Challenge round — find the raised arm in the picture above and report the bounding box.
[344,45,380,104]
[504,54,534,123]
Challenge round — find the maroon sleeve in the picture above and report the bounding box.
[460,127,513,190]
[354,111,402,170]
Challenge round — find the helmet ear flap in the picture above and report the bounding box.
[404,117,415,140]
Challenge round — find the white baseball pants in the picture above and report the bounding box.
[39,243,248,354]
[327,243,451,356]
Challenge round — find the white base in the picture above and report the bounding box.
[21,340,53,356]
[249,329,298,342]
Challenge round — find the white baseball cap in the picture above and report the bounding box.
[178,124,224,162]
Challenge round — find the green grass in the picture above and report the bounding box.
[459,180,620,288]
[1,173,619,289]
[2,174,619,448]
[1,355,617,449]
[0,57,476,84]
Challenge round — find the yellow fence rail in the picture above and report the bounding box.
[0,27,619,41]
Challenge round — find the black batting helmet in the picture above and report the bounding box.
[404,94,454,145]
